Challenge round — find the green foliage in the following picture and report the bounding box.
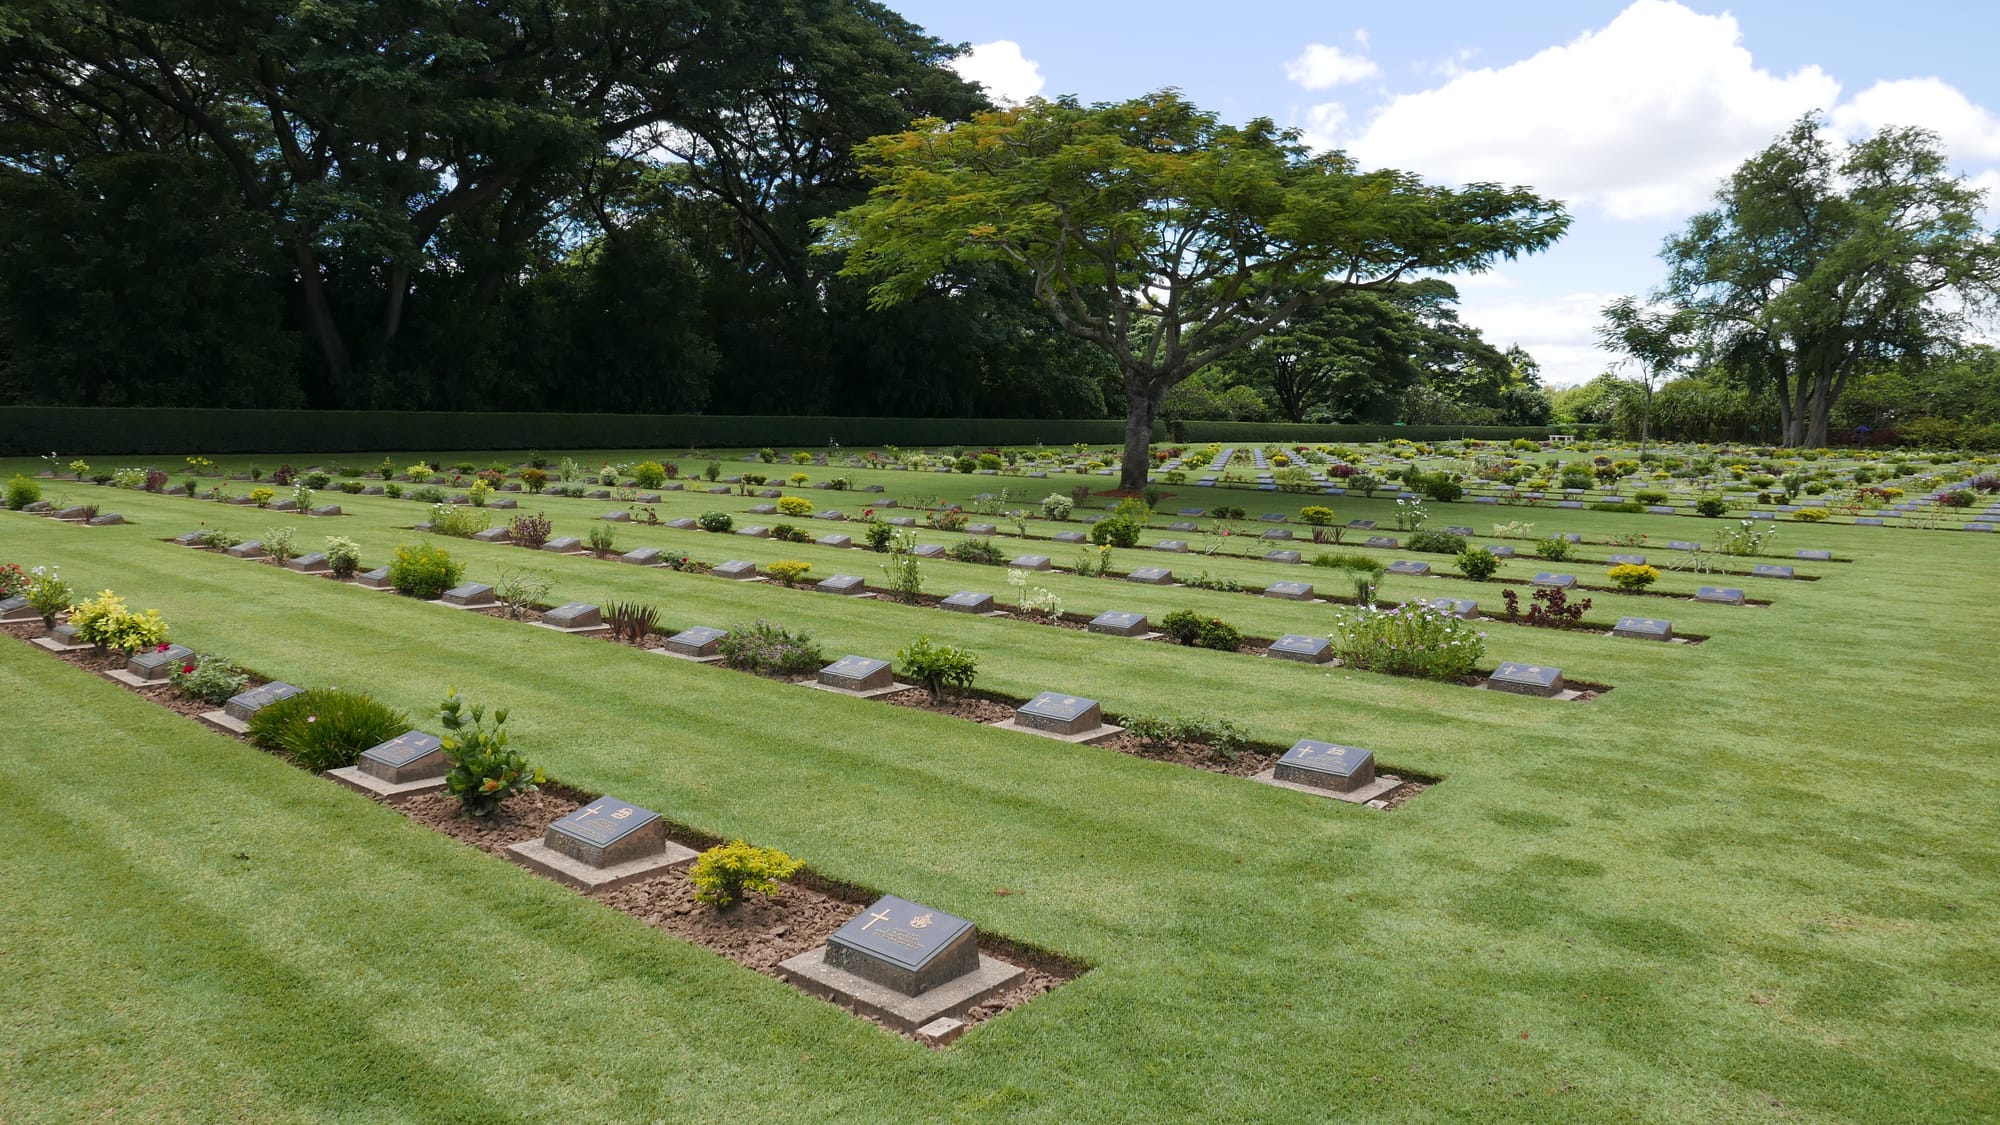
[1297,506,1337,526]
[863,520,895,551]
[67,590,168,653]
[689,842,803,910]
[388,543,464,599]
[696,511,733,532]
[1160,609,1241,651]
[1183,570,1242,592]
[5,474,40,510]
[1311,551,1381,572]
[428,503,491,538]
[1040,493,1074,520]
[766,559,813,587]
[1794,507,1830,522]
[896,635,978,702]
[248,688,410,773]
[587,524,618,556]
[1456,547,1499,581]
[493,566,555,620]
[1334,603,1484,681]
[25,565,72,625]
[1533,535,1573,561]
[605,602,658,644]
[262,526,297,564]
[631,461,668,489]
[879,530,924,602]
[1694,495,1729,517]
[717,620,825,675]
[775,495,814,517]
[439,688,542,818]
[168,653,248,706]
[1405,529,1468,554]
[947,538,1003,564]
[1122,713,1248,760]
[323,537,362,579]
[1608,563,1660,591]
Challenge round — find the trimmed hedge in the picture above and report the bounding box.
[0,407,1551,456]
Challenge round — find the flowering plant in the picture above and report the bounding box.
[1333,602,1484,681]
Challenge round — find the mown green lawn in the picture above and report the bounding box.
[1,450,1995,1123]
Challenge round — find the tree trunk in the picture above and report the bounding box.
[290,238,351,403]
[1118,376,1163,492]
[1806,368,1835,448]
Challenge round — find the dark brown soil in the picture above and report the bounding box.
[393,789,583,856]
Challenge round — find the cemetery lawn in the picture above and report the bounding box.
[3,453,1998,1123]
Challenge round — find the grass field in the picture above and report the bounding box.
[2,447,1996,1123]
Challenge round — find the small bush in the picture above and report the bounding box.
[520,467,550,494]
[1456,547,1499,581]
[1160,609,1241,651]
[1089,513,1144,548]
[1311,551,1381,572]
[1608,563,1659,591]
[493,566,554,619]
[776,495,814,517]
[689,841,803,909]
[1633,489,1669,504]
[631,461,668,489]
[507,512,553,549]
[697,511,733,533]
[1040,493,1074,520]
[863,520,895,552]
[718,620,825,675]
[1590,501,1645,513]
[767,559,813,587]
[947,538,1003,564]
[263,526,297,564]
[1183,570,1243,592]
[954,456,977,473]
[1793,507,1830,522]
[5,475,41,510]
[1405,529,1469,555]
[429,503,491,539]
[249,487,275,507]
[770,524,812,543]
[168,653,248,705]
[388,543,464,599]
[898,635,978,702]
[1122,714,1248,760]
[605,602,658,644]
[324,536,362,578]
[248,687,409,771]
[587,524,617,557]
[68,590,168,653]
[1415,473,1463,502]
[1533,535,1573,561]
[438,688,542,818]
[1695,495,1729,518]
[1334,603,1484,681]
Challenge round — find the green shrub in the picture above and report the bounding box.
[1633,489,1669,504]
[67,590,168,653]
[1794,507,1829,522]
[262,526,297,564]
[1414,473,1464,502]
[1298,506,1337,526]
[1311,551,1381,572]
[247,687,409,772]
[631,460,668,488]
[863,520,895,551]
[689,841,803,909]
[439,688,542,818]
[1533,535,1573,561]
[976,452,1003,470]
[1160,609,1242,651]
[1695,495,1729,517]
[697,510,733,532]
[1608,563,1659,591]
[1040,493,1074,520]
[718,620,825,675]
[766,559,813,586]
[388,543,464,599]
[1456,546,1499,581]
[776,495,814,517]
[5,474,40,510]
[588,524,617,556]
[947,538,1003,564]
[1405,529,1468,554]
[954,456,977,473]
[324,536,362,578]
[1183,570,1243,592]
[430,503,492,539]
[1334,602,1484,681]
[897,635,978,702]
[1122,714,1248,760]
[168,653,248,706]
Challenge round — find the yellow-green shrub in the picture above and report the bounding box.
[775,496,814,517]
[1607,563,1659,591]
[68,590,169,652]
[766,559,813,586]
[248,487,275,507]
[1794,507,1830,522]
[689,841,803,909]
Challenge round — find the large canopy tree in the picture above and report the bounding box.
[1664,113,2000,447]
[821,90,1570,490]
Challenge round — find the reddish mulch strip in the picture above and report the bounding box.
[880,688,1285,779]
[393,789,583,856]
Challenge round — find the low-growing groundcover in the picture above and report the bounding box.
[0,452,1996,1123]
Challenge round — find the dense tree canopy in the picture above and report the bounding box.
[824,90,1570,487]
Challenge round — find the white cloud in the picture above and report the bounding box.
[1285,42,1380,90]
[1832,77,2000,161]
[950,41,1045,106]
[1295,102,1348,151]
[1341,0,1839,220]
[1456,288,1617,388]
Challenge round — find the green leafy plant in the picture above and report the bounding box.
[249,487,275,507]
[631,460,669,488]
[1122,713,1248,760]
[428,503,491,539]
[718,620,825,675]
[25,565,72,627]
[1455,546,1499,581]
[1608,563,1659,591]
[493,566,555,620]
[689,841,803,909]
[324,536,362,579]
[439,688,543,817]
[766,559,814,587]
[947,538,1003,564]
[897,635,978,702]
[1040,493,1074,520]
[1405,529,1469,555]
[388,543,464,599]
[248,687,410,772]
[67,590,168,653]
[1160,609,1241,651]
[1695,494,1729,517]
[168,653,248,705]
[263,526,298,564]
[1533,535,1573,561]
[1334,602,1484,681]
[863,519,895,552]
[605,602,658,644]
[5,474,41,510]
[696,510,733,532]
[1183,570,1242,592]
[775,495,814,517]
[879,530,924,602]
[587,524,618,557]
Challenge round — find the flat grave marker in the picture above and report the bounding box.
[1087,610,1150,637]
[1487,661,1566,698]
[329,731,451,800]
[780,896,1026,1033]
[1267,633,1334,664]
[505,796,696,894]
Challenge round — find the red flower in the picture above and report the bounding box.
[181,664,195,675]
[157,642,170,652]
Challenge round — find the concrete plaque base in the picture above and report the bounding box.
[1251,768,1406,807]
[647,647,724,664]
[103,668,170,689]
[32,636,94,653]
[803,679,917,700]
[326,766,449,801]
[503,838,697,894]
[778,946,1025,1033]
[529,620,611,635]
[197,709,250,735]
[983,718,1124,744]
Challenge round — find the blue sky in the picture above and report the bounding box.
[890,0,2000,384]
